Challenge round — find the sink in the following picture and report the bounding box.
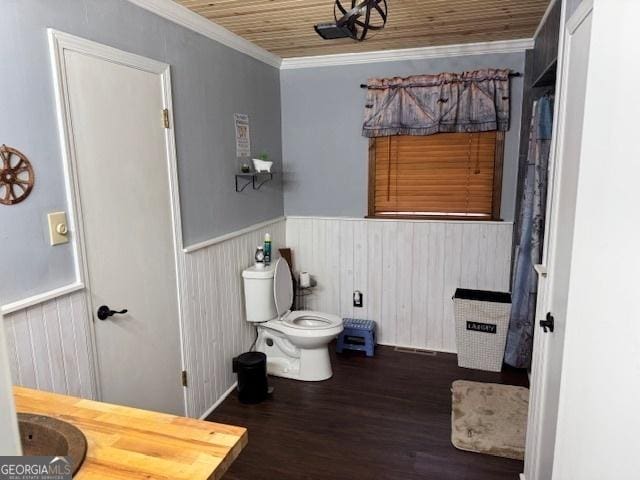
[18,413,87,475]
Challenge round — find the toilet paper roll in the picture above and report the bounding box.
[299,272,311,288]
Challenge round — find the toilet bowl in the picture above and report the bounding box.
[242,259,343,381]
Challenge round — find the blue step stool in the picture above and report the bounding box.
[336,318,376,357]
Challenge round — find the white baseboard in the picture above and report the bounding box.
[377,341,457,355]
[198,382,238,420]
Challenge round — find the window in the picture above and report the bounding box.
[368,131,504,220]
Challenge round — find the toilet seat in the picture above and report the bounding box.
[264,311,343,337]
[271,259,343,335]
[248,258,344,381]
[282,310,342,330]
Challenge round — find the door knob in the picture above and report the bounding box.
[97,305,128,321]
[539,312,555,333]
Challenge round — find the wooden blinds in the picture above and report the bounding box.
[369,131,504,219]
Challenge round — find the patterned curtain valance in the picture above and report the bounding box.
[362,69,511,138]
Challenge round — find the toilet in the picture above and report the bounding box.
[242,258,343,381]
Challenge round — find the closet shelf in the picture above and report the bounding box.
[235,172,273,192]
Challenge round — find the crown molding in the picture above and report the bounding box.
[280,38,534,69]
[126,0,282,68]
[125,1,533,70]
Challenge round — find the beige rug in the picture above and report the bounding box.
[451,380,529,460]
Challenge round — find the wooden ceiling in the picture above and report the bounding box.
[174,0,550,58]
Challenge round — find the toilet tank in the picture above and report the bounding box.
[242,264,277,322]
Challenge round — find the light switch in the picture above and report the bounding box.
[48,211,69,246]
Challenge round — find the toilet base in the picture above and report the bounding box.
[255,327,334,381]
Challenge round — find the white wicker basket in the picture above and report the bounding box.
[453,289,512,372]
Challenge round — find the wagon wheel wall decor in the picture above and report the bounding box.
[0,144,35,205]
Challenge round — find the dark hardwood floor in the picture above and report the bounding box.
[208,345,529,480]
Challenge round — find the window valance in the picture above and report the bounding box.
[362,69,511,138]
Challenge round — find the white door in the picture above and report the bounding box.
[524,3,592,479]
[57,36,184,415]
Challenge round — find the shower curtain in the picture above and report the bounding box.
[504,95,554,369]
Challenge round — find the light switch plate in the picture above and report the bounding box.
[47,211,69,246]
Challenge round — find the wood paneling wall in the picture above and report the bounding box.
[3,290,96,399]
[181,218,286,418]
[286,217,513,352]
[3,219,286,419]
[3,216,507,416]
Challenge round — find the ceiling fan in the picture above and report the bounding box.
[314,0,388,41]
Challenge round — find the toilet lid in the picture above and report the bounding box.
[273,258,293,318]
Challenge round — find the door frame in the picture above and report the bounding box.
[523,0,594,478]
[48,30,188,414]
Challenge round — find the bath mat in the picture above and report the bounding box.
[451,380,529,460]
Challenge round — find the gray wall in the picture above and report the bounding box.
[281,52,526,220]
[0,0,283,304]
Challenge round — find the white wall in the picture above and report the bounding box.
[287,217,512,352]
[3,218,286,419]
[3,290,96,399]
[4,215,508,416]
[551,0,640,478]
[180,218,286,418]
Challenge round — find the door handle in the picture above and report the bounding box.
[97,305,128,321]
[539,312,555,333]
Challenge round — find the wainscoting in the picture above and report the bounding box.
[2,216,508,417]
[286,217,513,353]
[3,289,96,399]
[2,217,286,419]
[181,218,286,418]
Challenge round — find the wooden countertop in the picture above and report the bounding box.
[14,387,247,479]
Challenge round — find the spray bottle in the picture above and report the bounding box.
[263,233,272,265]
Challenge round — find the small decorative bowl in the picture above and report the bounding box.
[252,158,273,173]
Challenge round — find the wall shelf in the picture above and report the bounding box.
[235,172,273,192]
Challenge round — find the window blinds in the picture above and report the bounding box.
[370,131,502,218]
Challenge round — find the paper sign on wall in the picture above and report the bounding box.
[234,113,251,158]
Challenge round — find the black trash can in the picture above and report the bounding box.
[232,351,269,404]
